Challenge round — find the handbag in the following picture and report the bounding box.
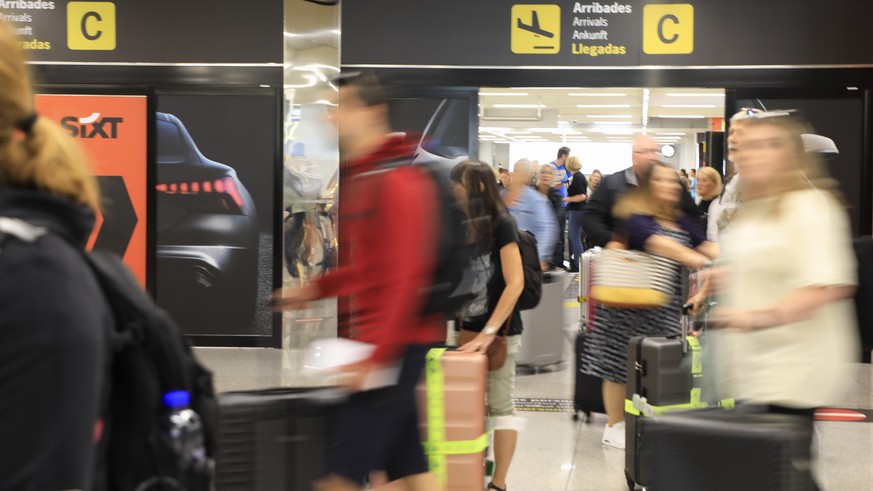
[591,249,678,308]
[458,319,510,371]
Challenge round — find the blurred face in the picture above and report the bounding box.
[727,121,746,158]
[589,172,602,188]
[451,181,469,206]
[650,165,682,206]
[330,85,382,145]
[537,166,555,188]
[697,173,716,199]
[632,137,659,177]
[511,170,534,188]
[732,123,798,190]
[499,172,510,186]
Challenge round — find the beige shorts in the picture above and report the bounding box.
[447,331,521,417]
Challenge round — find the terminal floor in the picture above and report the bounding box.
[196,288,873,490]
[197,348,873,491]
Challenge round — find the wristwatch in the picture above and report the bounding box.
[483,326,499,336]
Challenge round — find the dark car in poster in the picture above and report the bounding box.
[155,112,259,327]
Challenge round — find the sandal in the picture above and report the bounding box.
[487,483,506,491]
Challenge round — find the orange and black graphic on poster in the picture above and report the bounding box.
[34,94,148,286]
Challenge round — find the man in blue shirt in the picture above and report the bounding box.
[504,159,558,271]
[550,147,571,269]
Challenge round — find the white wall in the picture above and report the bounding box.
[507,142,632,175]
[478,141,493,165]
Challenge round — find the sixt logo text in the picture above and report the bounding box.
[60,112,123,138]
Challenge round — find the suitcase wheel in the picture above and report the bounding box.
[625,472,636,490]
[572,410,592,423]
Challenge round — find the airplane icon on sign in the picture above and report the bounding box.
[517,10,554,38]
[511,5,560,54]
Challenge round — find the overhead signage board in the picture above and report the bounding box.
[0,0,282,63]
[342,0,873,68]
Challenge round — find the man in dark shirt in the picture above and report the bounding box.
[583,136,699,247]
[550,146,571,268]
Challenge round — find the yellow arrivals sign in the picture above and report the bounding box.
[511,4,561,54]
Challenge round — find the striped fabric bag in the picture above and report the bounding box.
[590,249,678,308]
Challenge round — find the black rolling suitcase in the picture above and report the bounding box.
[573,329,606,421]
[854,236,873,362]
[648,408,817,491]
[624,304,711,490]
[215,387,345,491]
[573,248,605,421]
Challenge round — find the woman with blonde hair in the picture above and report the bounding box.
[700,113,857,490]
[0,21,110,490]
[562,155,588,272]
[693,166,723,232]
[579,162,718,449]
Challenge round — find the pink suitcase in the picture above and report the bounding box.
[374,349,487,491]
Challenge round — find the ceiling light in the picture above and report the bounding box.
[666,93,725,97]
[662,104,717,108]
[479,127,513,132]
[653,115,706,119]
[847,86,860,91]
[587,114,632,119]
[569,93,628,97]
[493,104,545,109]
[576,104,631,108]
[510,87,585,90]
[594,121,634,125]
[502,131,532,134]
[655,132,686,135]
[480,92,529,96]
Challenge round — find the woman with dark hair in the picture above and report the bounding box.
[579,162,718,450]
[450,160,524,491]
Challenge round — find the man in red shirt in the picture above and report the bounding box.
[275,72,444,491]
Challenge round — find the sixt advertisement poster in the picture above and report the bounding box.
[34,93,148,286]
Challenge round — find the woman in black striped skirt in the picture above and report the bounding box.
[581,162,719,450]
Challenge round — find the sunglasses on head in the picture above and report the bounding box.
[731,108,797,121]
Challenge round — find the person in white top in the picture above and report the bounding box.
[699,112,858,491]
[706,109,753,242]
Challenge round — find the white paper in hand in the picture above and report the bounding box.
[303,338,401,391]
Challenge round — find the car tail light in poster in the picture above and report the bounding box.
[34,94,148,286]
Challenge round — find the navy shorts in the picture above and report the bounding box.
[323,344,434,484]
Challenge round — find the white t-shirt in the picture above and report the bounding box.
[706,174,741,243]
[713,189,859,408]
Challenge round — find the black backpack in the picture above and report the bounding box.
[362,158,475,319]
[515,228,544,311]
[416,160,476,318]
[0,219,216,491]
[87,250,215,491]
